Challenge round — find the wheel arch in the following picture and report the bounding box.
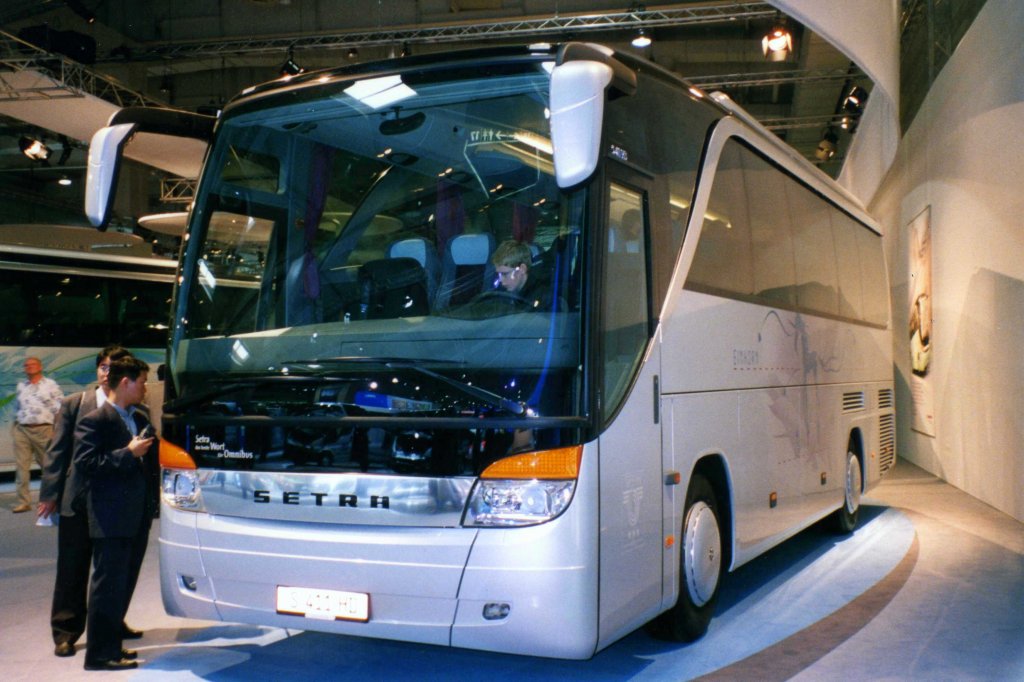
[690,454,733,573]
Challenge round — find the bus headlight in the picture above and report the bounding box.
[463,445,581,527]
[465,479,575,526]
[161,468,205,511]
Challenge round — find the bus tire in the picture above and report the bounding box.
[832,450,862,534]
[650,473,723,642]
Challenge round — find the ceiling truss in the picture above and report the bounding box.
[108,2,777,61]
[0,1,857,185]
[0,29,161,107]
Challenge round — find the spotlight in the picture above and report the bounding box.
[762,20,793,62]
[815,130,838,161]
[58,176,73,186]
[347,47,359,60]
[159,74,173,93]
[631,28,652,48]
[843,85,868,113]
[839,85,868,132]
[279,58,304,77]
[19,136,51,162]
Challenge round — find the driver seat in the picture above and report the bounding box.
[354,257,429,319]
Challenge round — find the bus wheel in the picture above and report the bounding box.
[833,450,862,534]
[650,473,723,642]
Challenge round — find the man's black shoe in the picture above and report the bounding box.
[121,624,144,639]
[54,642,75,657]
[120,648,138,660]
[84,658,138,671]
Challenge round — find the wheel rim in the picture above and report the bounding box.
[683,501,721,607]
[844,453,862,515]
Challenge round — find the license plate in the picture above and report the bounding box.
[276,586,369,622]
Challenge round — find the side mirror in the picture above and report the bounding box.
[85,107,217,230]
[85,123,136,230]
[549,43,637,189]
[550,62,612,189]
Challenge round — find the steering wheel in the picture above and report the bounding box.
[464,289,534,316]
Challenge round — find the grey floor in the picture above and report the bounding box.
[1,458,1021,681]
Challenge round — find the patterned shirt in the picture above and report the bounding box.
[15,376,64,426]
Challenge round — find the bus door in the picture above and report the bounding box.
[596,169,665,642]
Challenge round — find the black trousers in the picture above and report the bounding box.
[50,512,93,645]
[84,519,151,663]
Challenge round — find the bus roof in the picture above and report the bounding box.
[0,225,177,273]
[0,224,159,258]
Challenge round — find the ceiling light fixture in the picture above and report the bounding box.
[631,28,652,48]
[762,19,793,62]
[19,136,51,162]
[815,129,838,161]
[839,85,868,132]
[58,176,73,186]
[844,86,868,111]
[347,47,359,60]
[279,49,304,77]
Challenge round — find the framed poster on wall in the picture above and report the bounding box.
[908,206,935,436]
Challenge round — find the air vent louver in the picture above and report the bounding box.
[879,413,896,472]
[843,391,866,412]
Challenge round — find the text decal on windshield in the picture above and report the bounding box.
[194,435,254,460]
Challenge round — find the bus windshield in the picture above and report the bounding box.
[170,59,586,473]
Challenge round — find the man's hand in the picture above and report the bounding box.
[128,435,155,458]
[37,500,57,519]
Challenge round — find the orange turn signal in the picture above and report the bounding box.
[480,445,582,480]
[159,438,197,470]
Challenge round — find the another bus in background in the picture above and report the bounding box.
[0,225,176,471]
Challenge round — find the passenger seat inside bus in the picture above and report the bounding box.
[436,232,495,309]
[388,237,441,306]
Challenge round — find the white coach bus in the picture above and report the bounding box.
[0,226,175,470]
[86,43,895,659]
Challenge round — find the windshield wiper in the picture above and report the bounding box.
[283,356,529,416]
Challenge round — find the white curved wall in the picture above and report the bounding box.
[871,0,1024,522]
[773,0,900,206]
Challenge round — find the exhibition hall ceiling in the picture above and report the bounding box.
[0,1,879,223]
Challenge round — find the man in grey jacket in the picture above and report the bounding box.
[37,346,144,658]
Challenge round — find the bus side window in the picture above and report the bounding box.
[832,212,866,320]
[686,142,754,298]
[788,180,840,317]
[743,149,796,306]
[602,183,649,423]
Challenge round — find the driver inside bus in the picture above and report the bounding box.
[491,240,551,309]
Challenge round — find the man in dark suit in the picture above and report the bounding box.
[72,356,159,671]
[37,346,146,657]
